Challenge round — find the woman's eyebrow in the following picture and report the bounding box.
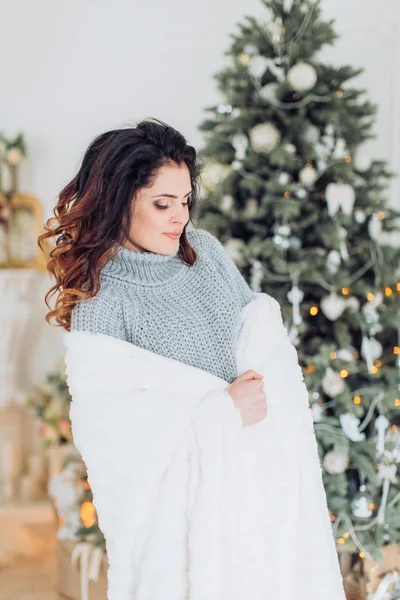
[152,190,192,199]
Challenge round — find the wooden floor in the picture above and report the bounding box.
[0,505,62,600]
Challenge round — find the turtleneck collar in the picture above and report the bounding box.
[100,244,187,286]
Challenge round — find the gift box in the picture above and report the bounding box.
[364,544,400,594]
[57,538,108,600]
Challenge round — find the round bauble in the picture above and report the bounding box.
[250,122,281,153]
[299,165,318,187]
[287,61,317,92]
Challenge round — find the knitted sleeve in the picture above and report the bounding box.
[188,228,256,308]
[70,283,131,341]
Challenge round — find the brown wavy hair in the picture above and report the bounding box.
[38,117,202,331]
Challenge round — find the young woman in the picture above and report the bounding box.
[39,118,345,600]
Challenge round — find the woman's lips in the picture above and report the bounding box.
[164,233,181,239]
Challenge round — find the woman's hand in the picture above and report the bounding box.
[225,369,267,427]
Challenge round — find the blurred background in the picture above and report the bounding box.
[1,1,400,599]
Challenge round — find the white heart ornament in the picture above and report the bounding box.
[321,292,347,321]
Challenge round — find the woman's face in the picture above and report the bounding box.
[123,161,192,254]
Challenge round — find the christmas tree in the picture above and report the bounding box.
[194,0,400,563]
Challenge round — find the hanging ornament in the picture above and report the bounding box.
[325,183,356,217]
[231,133,248,160]
[283,0,294,11]
[245,198,258,216]
[259,82,279,103]
[295,188,307,199]
[354,209,366,224]
[332,138,347,159]
[200,161,230,194]
[303,124,320,144]
[377,454,398,525]
[320,292,347,321]
[248,55,270,79]
[273,224,291,249]
[250,122,281,153]
[340,413,365,442]
[323,449,349,474]
[375,415,389,457]
[346,296,360,312]
[338,226,349,260]
[322,367,346,396]
[287,61,317,92]
[223,238,246,265]
[351,484,373,518]
[243,43,258,56]
[265,17,285,46]
[287,281,304,326]
[353,150,372,172]
[299,165,317,187]
[231,160,242,171]
[336,348,355,362]
[361,336,383,372]
[288,235,302,249]
[220,194,233,213]
[287,324,300,346]
[311,403,324,422]
[326,250,341,275]
[284,143,296,154]
[278,172,290,185]
[250,259,263,292]
[368,213,382,240]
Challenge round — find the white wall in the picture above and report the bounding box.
[1,0,400,389]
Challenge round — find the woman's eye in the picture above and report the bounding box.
[155,200,191,210]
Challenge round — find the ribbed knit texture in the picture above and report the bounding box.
[70,228,256,383]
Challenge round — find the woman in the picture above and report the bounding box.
[39,118,345,600]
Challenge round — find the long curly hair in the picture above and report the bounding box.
[38,117,202,331]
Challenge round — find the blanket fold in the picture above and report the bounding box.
[64,292,346,600]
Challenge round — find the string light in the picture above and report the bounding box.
[371,366,378,374]
[341,287,350,295]
[336,90,344,97]
[359,552,365,559]
[238,53,251,65]
[330,352,337,359]
[80,501,97,528]
[354,396,362,405]
[394,398,400,407]
[304,364,316,374]
[397,283,400,292]
[284,191,291,198]
[310,306,318,316]
[385,287,393,296]
[378,211,386,220]
[375,360,382,368]
[394,347,399,355]
[367,292,375,301]
[340,369,349,378]
[344,156,351,163]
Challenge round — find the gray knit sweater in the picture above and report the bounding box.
[70,228,256,383]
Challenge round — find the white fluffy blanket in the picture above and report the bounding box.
[64,292,346,600]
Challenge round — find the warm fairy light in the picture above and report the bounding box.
[354,396,362,405]
[341,287,350,295]
[359,552,365,559]
[343,532,349,539]
[336,90,344,97]
[367,292,374,301]
[375,360,382,368]
[378,211,386,220]
[330,512,336,521]
[340,369,349,378]
[394,347,399,355]
[310,306,319,316]
[397,283,400,292]
[337,538,345,544]
[371,366,378,374]
[394,398,400,407]
[368,503,376,510]
[304,364,316,374]
[284,191,291,198]
[239,53,251,65]
[385,287,393,296]
[344,156,351,163]
[330,352,337,359]
[80,501,97,528]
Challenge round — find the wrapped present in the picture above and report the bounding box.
[339,549,367,600]
[57,538,108,600]
[364,544,400,594]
